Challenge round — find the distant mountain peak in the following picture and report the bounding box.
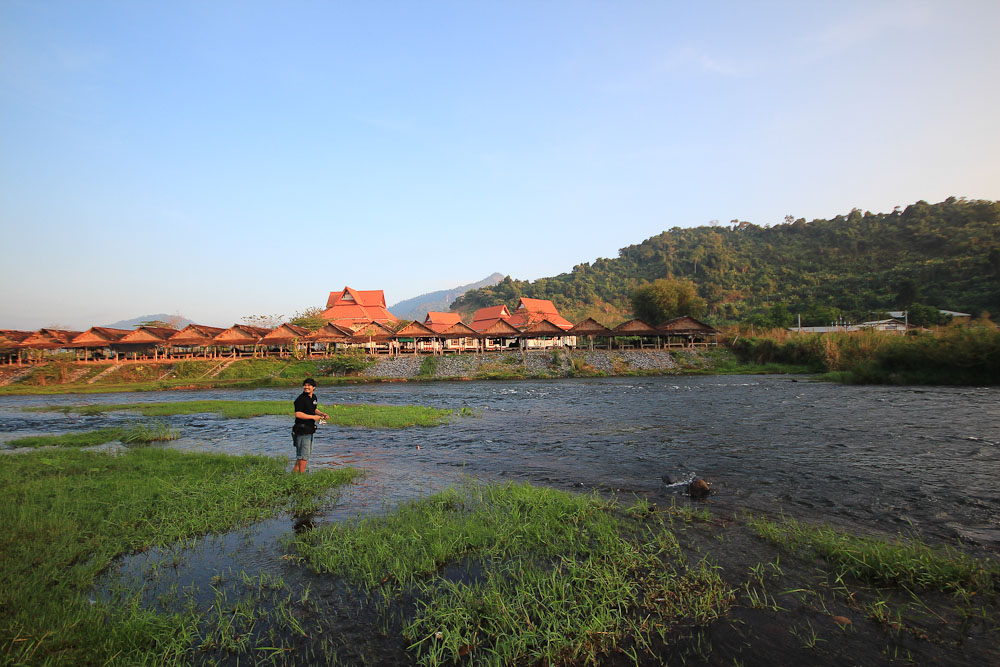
[389,273,505,320]
[103,313,192,330]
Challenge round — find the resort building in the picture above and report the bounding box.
[506,297,573,330]
[322,287,398,327]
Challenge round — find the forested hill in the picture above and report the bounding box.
[451,198,1000,326]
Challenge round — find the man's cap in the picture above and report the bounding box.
[303,378,317,387]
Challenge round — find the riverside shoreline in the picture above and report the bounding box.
[1,348,796,395]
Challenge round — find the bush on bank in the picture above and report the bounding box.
[730,325,1000,385]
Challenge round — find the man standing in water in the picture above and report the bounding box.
[292,378,329,473]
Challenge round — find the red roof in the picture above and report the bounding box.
[470,304,512,332]
[322,286,398,325]
[424,312,462,333]
[506,298,572,330]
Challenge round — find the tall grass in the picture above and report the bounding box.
[731,325,1000,385]
[0,447,360,665]
[293,480,734,666]
[747,514,996,592]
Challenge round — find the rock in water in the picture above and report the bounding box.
[688,478,711,498]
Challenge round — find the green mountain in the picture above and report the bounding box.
[388,273,505,320]
[451,197,1000,326]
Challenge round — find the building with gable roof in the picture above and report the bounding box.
[322,287,398,326]
[423,312,462,334]
[506,297,573,330]
[469,305,512,333]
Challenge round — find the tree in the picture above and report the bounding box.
[242,314,284,329]
[139,320,177,329]
[289,307,327,331]
[905,304,951,327]
[629,279,707,324]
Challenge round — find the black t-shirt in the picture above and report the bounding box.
[293,391,318,434]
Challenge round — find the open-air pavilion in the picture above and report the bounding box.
[566,318,615,350]
[212,325,271,358]
[69,327,132,362]
[304,323,353,356]
[166,325,226,358]
[259,324,311,358]
[612,319,660,349]
[393,320,442,355]
[658,316,721,348]
[518,319,574,349]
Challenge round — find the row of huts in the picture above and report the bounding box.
[1,289,720,364]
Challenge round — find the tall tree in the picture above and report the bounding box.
[630,279,707,324]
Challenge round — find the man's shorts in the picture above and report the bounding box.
[293,432,314,460]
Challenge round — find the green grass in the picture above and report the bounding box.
[293,480,734,666]
[0,447,360,665]
[5,421,179,449]
[27,400,455,427]
[747,514,996,592]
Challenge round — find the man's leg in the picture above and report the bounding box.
[293,433,313,473]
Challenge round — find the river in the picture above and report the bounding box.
[2,375,998,551]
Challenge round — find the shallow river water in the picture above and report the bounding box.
[3,375,999,550]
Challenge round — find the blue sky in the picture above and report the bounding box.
[2,1,998,330]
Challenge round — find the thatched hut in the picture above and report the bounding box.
[393,320,442,355]
[475,318,521,351]
[349,321,397,355]
[304,323,353,356]
[114,327,178,361]
[0,330,33,364]
[438,321,480,353]
[260,324,310,358]
[166,325,225,358]
[69,327,132,361]
[518,319,574,349]
[612,319,660,349]
[18,329,83,361]
[658,316,720,348]
[567,318,614,350]
[212,325,271,358]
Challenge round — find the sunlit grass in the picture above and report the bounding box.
[26,400,455,427]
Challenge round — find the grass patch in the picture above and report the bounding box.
[5,421,179,449]
[0,447,360,665]
[747,514,996,592]
[293,480,734,666]
[418,356,439,378]
[27,400,455,427]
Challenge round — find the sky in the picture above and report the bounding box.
[2,1,999,330]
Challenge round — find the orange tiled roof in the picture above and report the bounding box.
[424,312,462,333]
[470,305,512,332]
[323,286,398,324]
[506,298,573,330]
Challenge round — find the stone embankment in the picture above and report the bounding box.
[361,349,687,379]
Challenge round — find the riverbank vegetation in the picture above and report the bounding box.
[0,447,360,665]
[2,459,996,665]
[5,420,178,448]
[26,400,455,427]
[731,324,1000,384]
